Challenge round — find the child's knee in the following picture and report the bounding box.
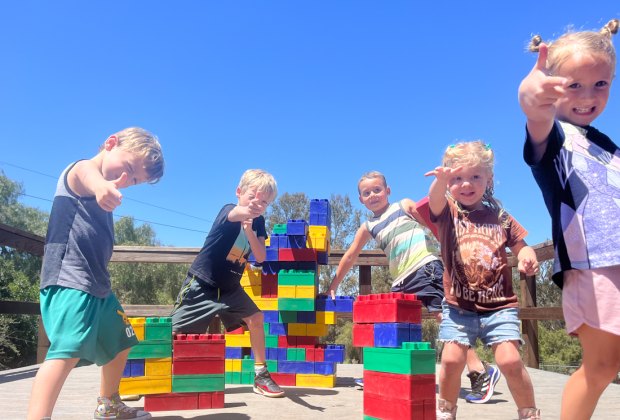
[244,311,264,327]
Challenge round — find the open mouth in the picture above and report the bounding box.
[573,106,595,115]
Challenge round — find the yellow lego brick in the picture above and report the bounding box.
[296,373,336,388]
[129,317,145,341]
[287,323,307,336]
[265,236,270,246]
[119,376,171,395]
[252,297,278,311]
[225,331,252,348]
[309,225,329,236]
[296,285,316,298]
[306,323,329,336]
[243,284,262,298]
[225,359,242,372]
[145,357,172,376]
[240,267,262,287]
[316,311,336,325]
[277,285,296,298]
[307,226,330,251]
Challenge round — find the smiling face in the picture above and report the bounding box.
[358,177,390,216]
[555,52,613,126]
[101,136,150,188]
[448,164,491,211]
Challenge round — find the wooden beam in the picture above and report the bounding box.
[0,300,40,315]
[0,222,45,256]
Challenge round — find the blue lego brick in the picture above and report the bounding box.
[131,359,145,377]
[265,247,279,261]
[261,261,280,275]
[315,295,354,312]
[266,347,279,360]
[226,347,243,359]
[324,344,345,363]
[286,220,309,236]
[278,361,315,374]
[297,311,316,323]
[122,361,131,377]
[314,362,337,375]
[288,235,307,248]
[374,323,412,348]
[269,323,287,335]
[279,261,319,271]
[276,348,288,361]
[309,213,331,227]
[310,198,330,213]
[317,251,329,265]
[410,323,422,342]
[263,310,279,323]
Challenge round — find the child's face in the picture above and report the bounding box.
[102,136,150,188]
[448,164,491,211]
[555,52,613,127]
[358,178,390,216]
[237,185,273,215]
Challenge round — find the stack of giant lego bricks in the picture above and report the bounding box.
[353,293,437,420]
[120,317,226,411]
[227,198,353,388]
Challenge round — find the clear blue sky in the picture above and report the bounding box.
[1,2,619,247]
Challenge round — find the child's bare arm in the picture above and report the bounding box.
[67,160,125,212]
[510,240,539,276]
[402,198,425,225]
[424,166,460,216]
[518,43,567,163]
[243,221,267,263]
[327,226,372,299]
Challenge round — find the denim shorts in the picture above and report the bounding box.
[391,259,445,312]
[438,299,524,347]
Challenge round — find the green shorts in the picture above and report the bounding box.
[40,286,138,367]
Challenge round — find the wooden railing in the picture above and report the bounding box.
[0,222,558,368]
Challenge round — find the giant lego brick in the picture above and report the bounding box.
[261,273,278,297]
[363,342,435,375]
[296,373,335,388]
[122,359,145,377]
[287,235,307,248]
[278,361,314,374]
[309,198,331,228]
[279,248,317,262]
[307,225,330,251]
[270,372,296,386]
[314,361,337,375]
[145,317,172,341]
[172,374,225,393]
[173,358,224,375]
[286,220,309,236]
[352,323,374,347]
[315,295,354,312]
[198,391,225,409]
[145,357,172,376]
[119,376,171,395]
[272,224,287,234]
[129,317,145,340]
[353,293,421,324]
[144,393,198,411]
[128,341,172,360]
[224,331,252,348]
[374,323,421,348]
[324,344,345,363]
[173,334,225,360]
[240,267,262,286]
[364,392,435,420]
[278,269,317,286]
[363,371,436,402]
[278,298,314,311]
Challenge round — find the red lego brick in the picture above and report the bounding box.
[352,323,374,347]
[415,196,439,239]
[173,334,226,360]
[173,358,225,375]
[364,392,436,420]
[261,273,278,298]
[353,293,422,324]
[198,391,225,409]
[278,248,317,262]
[144,393,198,411]
[278,335,292,347]
[270,372,296,386]
[364,371,435,401]
[295,336,318,348]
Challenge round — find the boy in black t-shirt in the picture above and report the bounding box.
[171,169,284,397]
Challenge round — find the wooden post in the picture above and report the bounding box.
[520,273,540,369]
[359,265,372,295]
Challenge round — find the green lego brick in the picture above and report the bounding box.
[241,371,254,384]
[287,348,306,361]
[264,323,270,334]
[278,298,315,311]
[267,360,278,372]
[363,342,436,375]
[128,341,172,359]
[241,357,255,372]
[145,317,172,341]
[265,334,278,348]
[225,371,241,384]
[172,374,225,392]
[279,311,298,323]
[364,416,381,420]
[278,270,316,286]
[272,224,287,234]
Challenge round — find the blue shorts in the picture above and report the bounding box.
[40,286,138,367]
[438,299,524,347]
[391,260,444,312]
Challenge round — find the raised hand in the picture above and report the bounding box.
[518,257,539,277]
[424,165,462,183]
[95,172,126,212]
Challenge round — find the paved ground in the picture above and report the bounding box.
[2,363,619,419]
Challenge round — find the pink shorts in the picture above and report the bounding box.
[563,266,620,336]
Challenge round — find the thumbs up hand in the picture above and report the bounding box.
[95,172,125,212]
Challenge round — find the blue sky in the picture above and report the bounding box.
[1,2,619,248]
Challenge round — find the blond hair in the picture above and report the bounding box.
[528,19,619,75]
[357,171,387,194]
[102,127,165,184]
[442,140,507,224]
[238,169,278,200]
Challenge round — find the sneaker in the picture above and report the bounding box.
[94,392,151,419]
[436,398,457,420]
[465,362,501,404]
[254,369,285,398]
[354,378,364,388]
[518,407,541,420]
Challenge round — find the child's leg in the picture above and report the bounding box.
[243,311,266,363]
[561,324,620,419]
[439,341,468,403]
[100,348,131,398]
[492,340,536,409]
[27,357,79,419]
[433,307,485,373]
